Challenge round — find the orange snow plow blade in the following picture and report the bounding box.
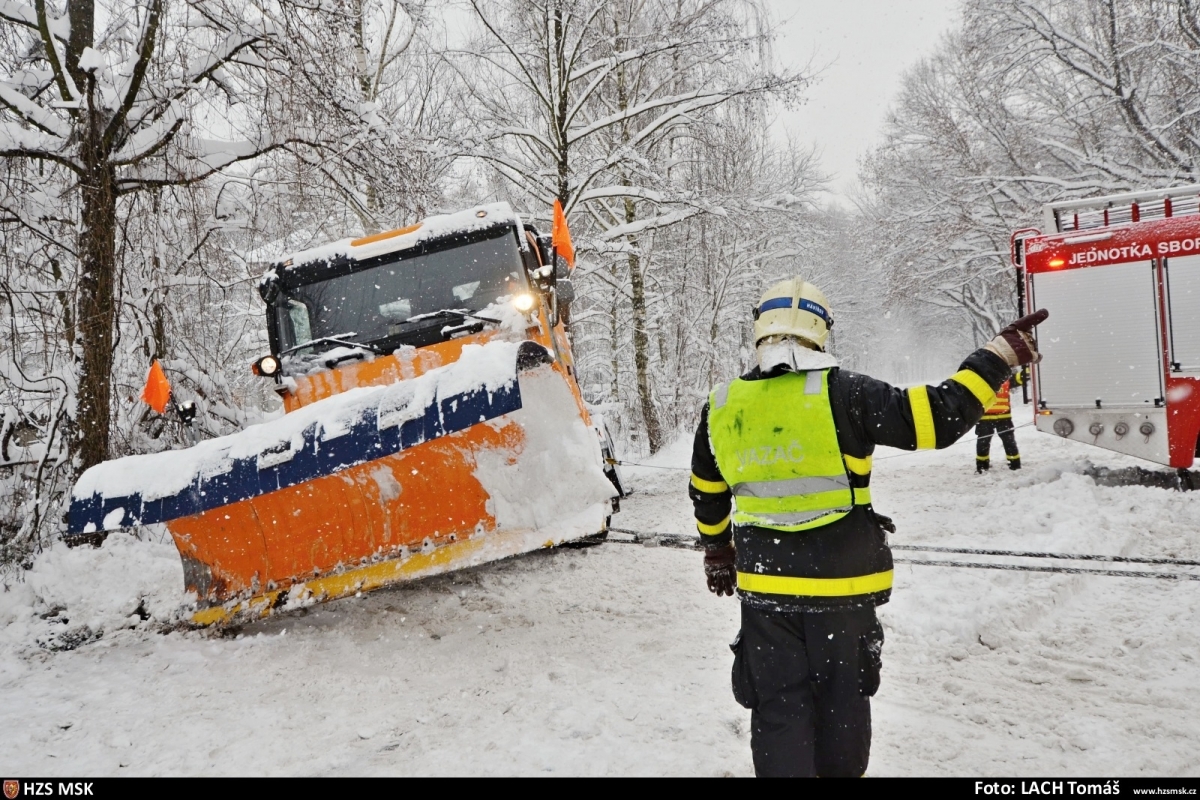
[67,203,621,626]
[69,348,615,626]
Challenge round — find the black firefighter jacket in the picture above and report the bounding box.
[690,347,1012,612]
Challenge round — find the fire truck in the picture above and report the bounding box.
[1011,185,1200,477]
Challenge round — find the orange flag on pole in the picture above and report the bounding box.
[551,199,576,270]
[141,359,172,415]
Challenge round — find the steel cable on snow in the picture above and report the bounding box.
[892,543,1200,568]
[893,558,1200,582]
[604,527,1200,582]
[610,460,689,471]
[607,527,700,549]
[611,422,1040,472]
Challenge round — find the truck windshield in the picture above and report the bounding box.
[278,230,524,354]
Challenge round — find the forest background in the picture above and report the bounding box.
[3,0,1200,565]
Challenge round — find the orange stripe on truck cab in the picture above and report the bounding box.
[350,223,422,247]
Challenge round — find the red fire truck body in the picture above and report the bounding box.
[1013,186,1200,469]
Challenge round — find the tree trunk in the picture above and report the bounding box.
[627,249,661,453]
[553,1,569,205]
[626,199,662,452]
[74,102,118,472]
[352,0,382,231]
[611,15,662,453]
[609,262,620,402]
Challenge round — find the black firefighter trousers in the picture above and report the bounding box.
[976,418,1020,468]
[733,603,884,777]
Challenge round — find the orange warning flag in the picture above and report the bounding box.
[551,198,575,269]
[140,359,172,415]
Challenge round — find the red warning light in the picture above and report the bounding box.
[1048,258,1065,268]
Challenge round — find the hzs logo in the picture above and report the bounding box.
[4,784,92,797]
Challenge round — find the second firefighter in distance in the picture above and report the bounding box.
[976,370,1024,472]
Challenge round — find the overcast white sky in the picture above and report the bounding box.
[764,0,961,204]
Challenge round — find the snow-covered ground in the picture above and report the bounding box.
[2,424,1199,776]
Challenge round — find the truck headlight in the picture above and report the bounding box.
[512,293,536,313]
[253,355,280,377]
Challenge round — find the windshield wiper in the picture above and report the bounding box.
[280,332,382,356]
[403,308,501,325]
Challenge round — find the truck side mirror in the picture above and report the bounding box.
[536,233,554,271]
[556,276,575,305]
[258,276,280,303]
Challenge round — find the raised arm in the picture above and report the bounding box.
[846,310,1048,451]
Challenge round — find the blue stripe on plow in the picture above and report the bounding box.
[67,378,523,535]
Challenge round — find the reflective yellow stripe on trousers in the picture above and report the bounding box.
[737,570,894,597]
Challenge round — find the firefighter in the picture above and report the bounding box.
[975,370,1025,472]
[690,278,1047,778]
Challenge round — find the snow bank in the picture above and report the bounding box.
[617,432,691,497]
[0,532,187,655]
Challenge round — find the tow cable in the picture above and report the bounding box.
[609,424,1042,473]
[605,527,1200,582]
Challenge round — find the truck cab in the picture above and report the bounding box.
[258,203,578,412]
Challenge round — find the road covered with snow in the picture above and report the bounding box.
[2,425,1200,776]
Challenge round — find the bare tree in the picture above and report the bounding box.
[861,0,1200,343]
[0,0,456,563]
[453,0,805,451]
[0,1,317,477]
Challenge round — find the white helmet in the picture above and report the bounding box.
[753,278,833,350]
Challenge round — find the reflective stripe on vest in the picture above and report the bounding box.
[708,370,856,532]
[983,380,1012,417]
[732,475,850,498]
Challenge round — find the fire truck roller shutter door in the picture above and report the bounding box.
[1031,260,1163,408]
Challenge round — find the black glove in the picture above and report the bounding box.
[985,309,1050,366]
[873,511,896,534]
[704,543,737,597]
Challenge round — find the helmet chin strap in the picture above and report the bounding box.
[756,335,838,372]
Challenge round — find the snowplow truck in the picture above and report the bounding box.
[67,203,625,626]
[1011,185,1200,471]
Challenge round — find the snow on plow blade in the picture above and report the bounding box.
[67,340,615,625]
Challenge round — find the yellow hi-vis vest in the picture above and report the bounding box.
[708,370,868,532]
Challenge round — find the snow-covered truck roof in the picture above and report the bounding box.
[263,202,525,288]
